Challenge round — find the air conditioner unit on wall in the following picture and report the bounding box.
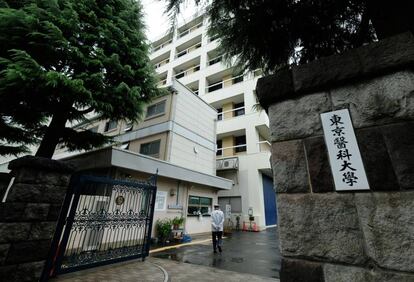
[217,157,239,170]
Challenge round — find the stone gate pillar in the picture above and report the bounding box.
[0,156,73,281]
[257,32,414,281]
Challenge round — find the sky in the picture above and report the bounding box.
[141,0,199,41]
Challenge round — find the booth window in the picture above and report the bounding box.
[188,196,212,216]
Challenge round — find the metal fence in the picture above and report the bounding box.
[44,174,157,278]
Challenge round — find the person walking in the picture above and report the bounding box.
[211,204,224,253]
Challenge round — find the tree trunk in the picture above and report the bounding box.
[35,111,68,158]
[367,0,413,39]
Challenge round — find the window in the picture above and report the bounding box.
[104,120,117,132]
[217,108,223,121]
[140,140,161,158]
[216,140,222,156]
[155,191,167,211]
[234,102,245,117]
[146,101,166,118]
[218,197,242,213]
[235,135,247,153]
[188,196,212,216]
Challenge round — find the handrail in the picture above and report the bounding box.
[174,64,200,78]
[205,73,244,91]
[216,144,247,153]
[154,58,170,69]
[219,106,245,115]
[175,42,202,58]
[257,140,271,146]
[178,22,203,38]
[257,140,271,152]
[218,106,245,120]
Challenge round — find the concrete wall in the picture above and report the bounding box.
[125,171,218,237]
[169,80,217,175]
[257,32,414,281]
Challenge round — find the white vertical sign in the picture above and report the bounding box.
[321,109,370,191]
[155,191,167,211]
[225,204,231,219]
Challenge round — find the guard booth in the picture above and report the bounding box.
[43,174,157,279]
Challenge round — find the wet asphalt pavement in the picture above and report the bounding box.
[151,227,281,279]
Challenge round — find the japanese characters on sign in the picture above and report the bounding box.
[320,109,370,191]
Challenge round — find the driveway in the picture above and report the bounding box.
[151,227,281,279]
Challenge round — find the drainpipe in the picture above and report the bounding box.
[176,180,180,205]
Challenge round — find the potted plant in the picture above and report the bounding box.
[172,216,185,230]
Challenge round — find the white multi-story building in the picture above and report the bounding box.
[150,14,276,230]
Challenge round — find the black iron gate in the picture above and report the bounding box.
[44,174,157,278]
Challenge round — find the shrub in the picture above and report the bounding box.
[155,218,172,244]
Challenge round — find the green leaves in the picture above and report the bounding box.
[165,0,376,72]
[0,0,159,157]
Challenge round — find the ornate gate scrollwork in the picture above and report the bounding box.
[44,174,157,277]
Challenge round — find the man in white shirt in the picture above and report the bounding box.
[211,204,224,253]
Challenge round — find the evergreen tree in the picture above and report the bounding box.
[0,0,159,158]
[166,0,413,72]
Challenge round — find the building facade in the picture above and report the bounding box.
[150,14,275,230]
[1,81,233,237]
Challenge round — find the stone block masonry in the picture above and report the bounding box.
[0,156,73,282]
[257,32,414,282]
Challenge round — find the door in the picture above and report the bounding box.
[262,174,277,226]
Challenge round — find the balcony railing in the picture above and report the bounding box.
[216,144,247,156]
[205,73,244,93]
[157,78,167,87]
[152,39,172,52]
[208,34,219,42]
[175,42,202,58]
[217,106,245,121]
[216,157,239,170]
[208,55,223,66]
[178,22,203,38]
[174,65,200,79]
[154,58,170,69]
[257,140,271,152]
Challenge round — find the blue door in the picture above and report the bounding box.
[262,174,277,226]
